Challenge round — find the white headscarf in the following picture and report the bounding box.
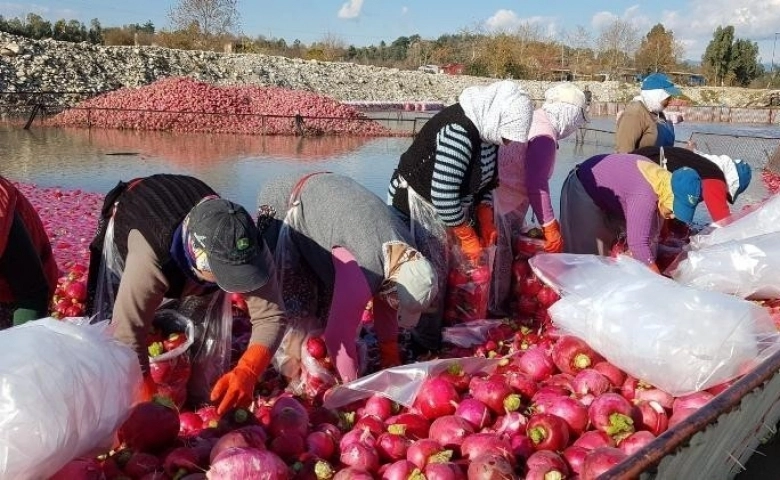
[540,82,588,140]
[638,89,670,113]
[459,80,533,145]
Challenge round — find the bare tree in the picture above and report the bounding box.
[596,19,639,77]
[168,0,240,42]
[566,25,592,76]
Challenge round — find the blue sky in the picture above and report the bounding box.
[3,0,780,63]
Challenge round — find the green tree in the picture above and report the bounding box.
[702,26,734,86]
[634,23,682,73]
[88,18,103,44]
[730,38,763,86]
[25,13,52,38]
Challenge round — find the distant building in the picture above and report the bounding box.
[668,71,707,86]
[440,63,465,75]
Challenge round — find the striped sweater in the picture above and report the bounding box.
[388,105,498,226]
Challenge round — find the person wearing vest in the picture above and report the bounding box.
[257,172,438,382]
[615,73,682,153]
[387,80,533,352]
[85,174,286,414]
[560,154,703,272]
[491,83,588,314]
[0,176,58,327]
[632,146,752,223]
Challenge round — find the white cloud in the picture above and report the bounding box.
[485,9,555,35]
[401,6,408,16]
[338,0,364,19]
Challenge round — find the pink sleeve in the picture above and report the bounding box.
[322,246,372,383]
[524,136,558,225]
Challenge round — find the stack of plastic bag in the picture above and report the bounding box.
[0,318,141,480]
[530,253,780,396]
[670,194,780,299]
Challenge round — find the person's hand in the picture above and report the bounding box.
[475,204,498,246]
[378,340,402,369]
[451,224,483,262]
[210,344,270,414]
[542,220,564,253]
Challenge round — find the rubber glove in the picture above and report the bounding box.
[12,307,42,326]
[451,224,482,261]
[475,204,498,246]
[542,220,564,253]
[378,341,402,369]
[211,344,271,414]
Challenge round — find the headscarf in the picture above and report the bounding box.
[459,80,534,145]
[638,89,670,114]
[541,83,588,140]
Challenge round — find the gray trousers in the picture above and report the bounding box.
[560,169,625,256]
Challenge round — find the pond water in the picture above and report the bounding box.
[0,117,776,224]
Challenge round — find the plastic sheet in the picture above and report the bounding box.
[0,318,141,480]
[443,319,507,347]
[689,194,780,249]
[670,231,780,300]
[529,253,780,396]
[323,356,505,409]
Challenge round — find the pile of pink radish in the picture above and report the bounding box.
[762,170,780,195]
[9,181,775,479]
[50,77,393,137]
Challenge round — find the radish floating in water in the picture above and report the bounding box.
[581,447,628,480]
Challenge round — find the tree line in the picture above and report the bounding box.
[0,0,772,88]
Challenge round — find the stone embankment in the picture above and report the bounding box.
[1,32,777,108]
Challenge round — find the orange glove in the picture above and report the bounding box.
[542,220,564,253]
[451,224,483,262]
[138,375,158,403]
[378,341,402,369]
[475,204,498,246]
[210,344,271,414]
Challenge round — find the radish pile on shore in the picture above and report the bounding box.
[51,77,393,137]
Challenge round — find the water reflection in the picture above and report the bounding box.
[0,123,773,221]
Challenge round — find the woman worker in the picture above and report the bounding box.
[560,153,704,272]
[490,82,589,314]
[632,146,752,223]
[386,80,534,352]
[257,172,438,383]
[0,176,58,327]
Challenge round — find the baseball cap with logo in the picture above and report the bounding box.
[670,167,702,225]
[188,198,270,293]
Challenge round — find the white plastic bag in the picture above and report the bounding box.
[670,231,780,300]
[689,194,780,249]
[529,253,780,396]
[323,356,504,409]
[443,319,506,347]
[0,318,142,480]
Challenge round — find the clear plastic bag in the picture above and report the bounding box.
[273,315,323,382]
[0,318,142,480]
[670,231,780,300]
[177,291,233,407]
[323,356,505,409]
[148,309,196,408]
[444,245,495,323]
[689,194,780,249]
[290,330,339,399]
[529,253,780,396]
